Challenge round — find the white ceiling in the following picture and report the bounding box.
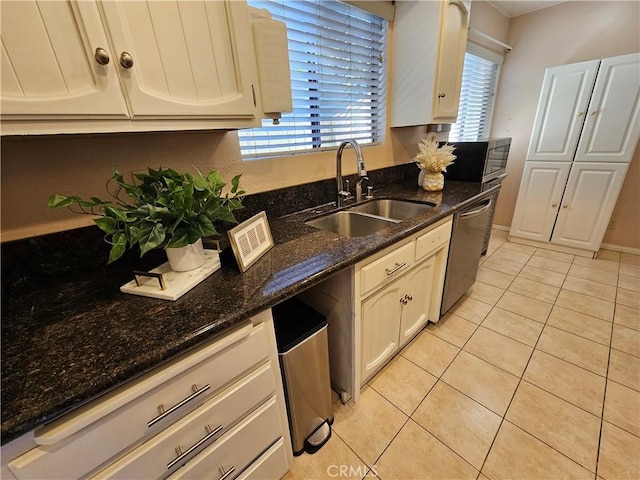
[487,0,568,17]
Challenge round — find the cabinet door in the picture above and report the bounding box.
[510,162,571,242]
[99,0,257,118]
[399,260,435,348]
[575,53,640,164]
[0,0,128,117]
[526,60,600,161]
[360,281,403,382]
[551,163,628,251]
[432,0,470,121]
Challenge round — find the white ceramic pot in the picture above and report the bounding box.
[165,238,206,272]
[422,172,444,192]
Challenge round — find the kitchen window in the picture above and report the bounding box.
[450,45,501,141]
[239,0,387,158]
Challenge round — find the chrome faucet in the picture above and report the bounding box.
[336,139,368,207]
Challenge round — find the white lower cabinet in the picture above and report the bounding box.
[509,162,572,243]
[3,311,291,480]
[550,162,628,251]
[299,217,452,402]
[358,219,451,383]
[510,161,629,255]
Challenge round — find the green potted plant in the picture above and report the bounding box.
[48,167,244,271]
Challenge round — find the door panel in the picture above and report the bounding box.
[526,60,599,161]
[360,282,402,383]
[551,163,628,251]
[399,261,434,347]
[575,53,640,164]
[0,0,128,117]
[433,0,469,120]
[100,0,256,118]
[510,162,571,242]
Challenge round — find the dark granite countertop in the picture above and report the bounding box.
[1,179,491,444]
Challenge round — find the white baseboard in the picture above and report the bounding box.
[492,224,638,256]
[600,243,640,256]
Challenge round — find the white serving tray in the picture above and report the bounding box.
[120,250,221,301]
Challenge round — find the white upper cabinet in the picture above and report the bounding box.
[99,0,257,119]
[527,53,640,164]
[0,0,128,118]
[0,0,288,134]
[551,162,628,251]
[574,53,640,163]
[526,60,600,161]
[391,0,470,126]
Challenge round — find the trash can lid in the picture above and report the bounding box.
[272,297,327,353]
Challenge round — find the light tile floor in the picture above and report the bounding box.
[283,230,640,480]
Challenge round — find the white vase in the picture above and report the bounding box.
[422,172,444,192]
[165,238,206,272]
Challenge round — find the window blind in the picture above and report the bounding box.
[239,0,387,158]
[449,52,499,141]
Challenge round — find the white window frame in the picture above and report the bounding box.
[450,43,503,141]
[239,0,387,160]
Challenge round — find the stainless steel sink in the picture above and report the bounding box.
[305,211,398,237]
[348,199,434,221]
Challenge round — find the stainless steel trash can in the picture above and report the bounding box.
[273,298,333,456]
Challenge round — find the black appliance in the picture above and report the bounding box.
[444,138,511,253]
[444,137,511,185]
[439,138,511,316]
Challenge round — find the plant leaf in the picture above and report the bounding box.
[47,194,75,209]
[108,232,127,263]
[138,221,166,257]
[94,216,117,234]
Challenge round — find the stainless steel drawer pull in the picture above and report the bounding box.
[167,424,224,470]
[385,262,407,276]
[218,466,236,480]
[148,383,211,428]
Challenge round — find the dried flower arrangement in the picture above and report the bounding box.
[414,136,456,173]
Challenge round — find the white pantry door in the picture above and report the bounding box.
[510,162,571,242]
[575,53,640,164]
[551,162,628,251]
[0,0,128,117]
[526,60,600,161]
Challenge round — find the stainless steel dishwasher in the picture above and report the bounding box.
[441,189,499,315]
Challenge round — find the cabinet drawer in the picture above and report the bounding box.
[9,322,270,480]
[415,220,452,261]
[92,362,277,479]
[237,438,289,480]
[361,242,414,297]
[167,396,282,480]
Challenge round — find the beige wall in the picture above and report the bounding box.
[490,0,640,249]
[0,16,434,243]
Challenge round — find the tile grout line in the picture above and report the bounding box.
[593,272,620,480]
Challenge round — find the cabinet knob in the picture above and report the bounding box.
[94,47,110,65]
[576,111,584,117]
[406,294,413,301]
[438,93,446,98]
[400,297,408,305]
[120,51,134,69]
[562,204,568,208]
[552,202,558,208]
[590,110,599,116]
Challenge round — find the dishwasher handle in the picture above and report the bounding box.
[460,198,493,218]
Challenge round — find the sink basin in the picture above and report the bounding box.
[348,199,434,221]
[306,211,397,237]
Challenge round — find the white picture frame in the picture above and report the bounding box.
[227,211,274,272]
